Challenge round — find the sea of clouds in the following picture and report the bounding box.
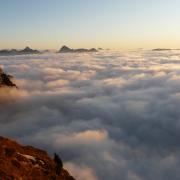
[0,50,180,180]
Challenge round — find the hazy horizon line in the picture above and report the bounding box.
[0,45,179,51]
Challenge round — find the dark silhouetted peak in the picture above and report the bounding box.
[0,136,75,180]
[11,49,18,53]
[89,48,98,52]
[74,48,87,53]
[20,47,40,54]
[74,48,97,53]
[0,49,9,54]
[0,47,40,56]
[0,68,17,88]
[58,46,98,53]
[23,47,32,51]
[59,46,74,53]
[152,48,172,51]
[98,47,103,50]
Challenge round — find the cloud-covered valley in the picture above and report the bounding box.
[1,50,180,180]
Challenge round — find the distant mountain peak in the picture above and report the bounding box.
[59,46,73,52]
[58,46,98,53]
[20,47,40,54]
[24,46,31,51]
[0,47,40,56]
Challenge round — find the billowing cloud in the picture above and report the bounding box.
[65,162,98,180]
[1,50,180,179]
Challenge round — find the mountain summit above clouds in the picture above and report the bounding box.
[0,47,40,56]
[58,45,98,53]
[0,136,75,180]
[19,47,40,54]
[0,68,17,88]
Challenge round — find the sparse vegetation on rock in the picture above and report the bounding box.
[0,136,75,180]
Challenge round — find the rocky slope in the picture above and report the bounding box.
[0,136,75,180]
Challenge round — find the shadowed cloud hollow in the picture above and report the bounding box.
[1,50,180,180]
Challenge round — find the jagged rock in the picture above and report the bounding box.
[0,73,17,88]
[0,68,17,88]
[58,46,98,53]
[0,136,75,180]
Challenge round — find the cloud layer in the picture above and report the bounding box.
[1,50,180,180]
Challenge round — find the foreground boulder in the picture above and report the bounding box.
[0,136,75,180]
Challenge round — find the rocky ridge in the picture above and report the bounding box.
[0,47,40,56]
[58,45,98,53]
[0,136,75,180]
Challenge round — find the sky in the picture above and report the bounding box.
[0,0,180,49]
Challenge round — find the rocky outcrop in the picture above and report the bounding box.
[0,68,17,88]
[0,136,75,180]
[58,46,98,53]
[0,47,40,56]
